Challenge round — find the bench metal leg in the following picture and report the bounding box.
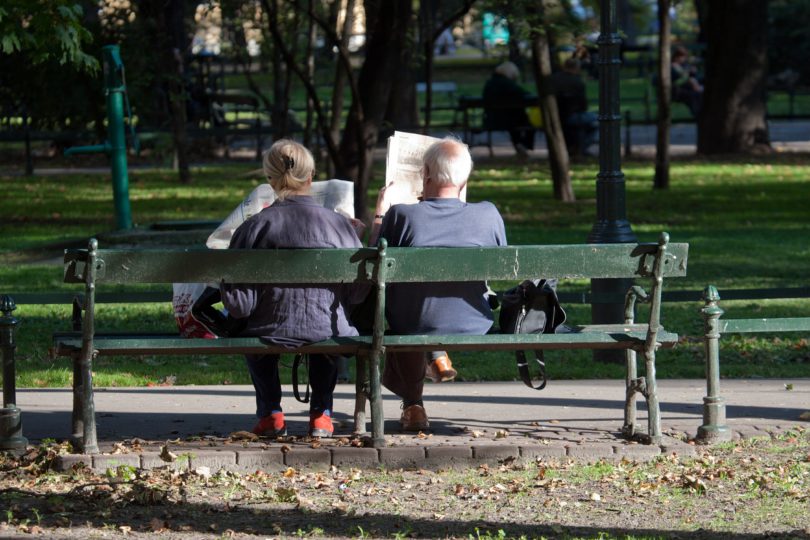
[643,348,662,444]
[353,352,368,435]
[622,347,639,437]
[74,350,99,454]
[622,286,648,439]
[368,347,385,448]
[696,285,731,444]
[71,354,82,441]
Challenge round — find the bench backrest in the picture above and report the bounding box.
[64,238,688,286]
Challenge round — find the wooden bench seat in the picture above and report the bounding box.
[52,233,688,453]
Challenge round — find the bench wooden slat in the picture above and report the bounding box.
[384,243,688,281]
[64,247,379,284]
[719,318,810,334]
[63,243,688,284]
[52,326,678,356]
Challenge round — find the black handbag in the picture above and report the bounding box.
[498,279,567,390]
[190,286,247,338]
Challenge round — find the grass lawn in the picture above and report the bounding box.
[1,153,809,387]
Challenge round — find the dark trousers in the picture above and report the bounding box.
[382,351,427,403]
[246,353,338,417]
[509,127,536,150]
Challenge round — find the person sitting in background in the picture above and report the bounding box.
[483,61,536,156]
[550,57,598,157]
[221,139,365,439]
[671,46,703,117]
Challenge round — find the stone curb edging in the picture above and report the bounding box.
[55,442,698,473]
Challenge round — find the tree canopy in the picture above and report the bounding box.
[0,0,97,72]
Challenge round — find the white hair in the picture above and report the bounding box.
[423,137,472,187]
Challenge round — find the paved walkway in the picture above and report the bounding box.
[4,119,810,177]
[14,378,809,472]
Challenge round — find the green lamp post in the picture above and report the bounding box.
[588,1,636,361]
[65,44,133,231]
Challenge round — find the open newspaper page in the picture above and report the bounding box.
[384,131,467,207]
[384,131,443,206]
[206,179,355,249]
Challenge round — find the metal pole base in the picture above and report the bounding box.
[0,407,28,450]
[696,397,731,444]
[696,424,732,444]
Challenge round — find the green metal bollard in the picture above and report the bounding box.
[65,44,132,230]
[696,285,732,444]
[0,295,28,451]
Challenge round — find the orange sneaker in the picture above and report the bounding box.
[426,354,457,383]
[308,411,334,438]
[252,411,286,437]
[400,404,430,432]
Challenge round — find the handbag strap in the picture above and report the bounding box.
[292,354,310,403]
[515,304,548,390]
[516,349,547,390]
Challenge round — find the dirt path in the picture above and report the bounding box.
[1,430,808,539]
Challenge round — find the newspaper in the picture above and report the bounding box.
[206,179,355,249]
[384,131,443,205]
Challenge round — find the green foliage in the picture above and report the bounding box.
[0,0,97,71]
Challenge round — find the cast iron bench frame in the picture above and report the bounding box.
[52,233,688,454]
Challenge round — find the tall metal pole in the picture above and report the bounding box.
[588,0,636,361]
[103,45,133,231]
[65,44,133,231]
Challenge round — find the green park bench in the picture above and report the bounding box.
[50,233,688,454]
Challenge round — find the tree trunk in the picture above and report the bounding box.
[270,0,288,140]
[385,7,418,130]
[303,0,317,149]
[329,0,355,149]
[697,0,770,154]
[653,0,672,190]
[339,0,413,221]
[531,30,575,203]
[144,0,191,183]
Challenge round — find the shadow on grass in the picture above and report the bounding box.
[1,485,807,539]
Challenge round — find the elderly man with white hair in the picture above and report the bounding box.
[372,137,507,431]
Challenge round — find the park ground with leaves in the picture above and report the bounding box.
[1,429,808,539]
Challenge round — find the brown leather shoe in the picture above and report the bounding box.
[400,404,430,431]
[430,355,457,383]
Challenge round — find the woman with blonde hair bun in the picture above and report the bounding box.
[221,139,365,438]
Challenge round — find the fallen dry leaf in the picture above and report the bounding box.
[230,431,258,441]
[159,446,177,463]
[150,518,167,532]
